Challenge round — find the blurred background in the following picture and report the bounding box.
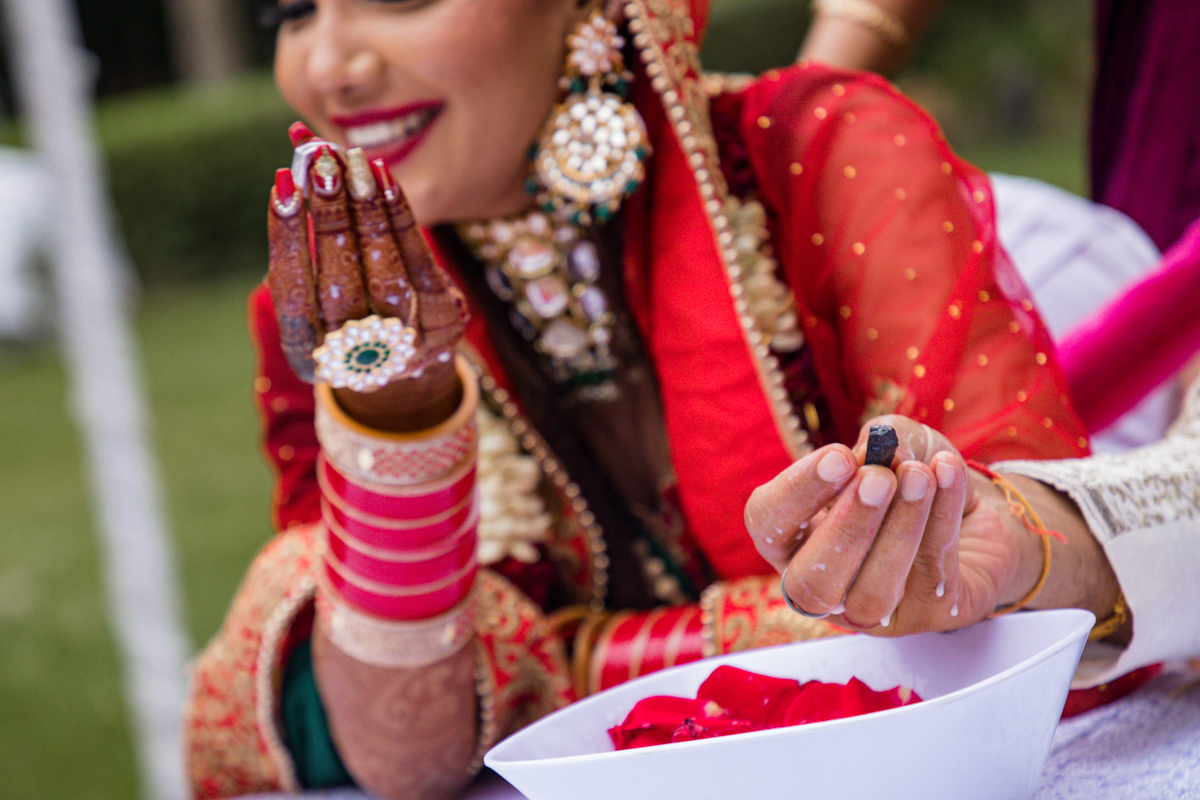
[0,0,1089,797]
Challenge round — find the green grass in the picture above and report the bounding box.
[0,271,271,800]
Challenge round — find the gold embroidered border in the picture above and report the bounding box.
[624,0,812,459]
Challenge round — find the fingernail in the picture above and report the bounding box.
[312,146,341,197]
[831,603,845,615]
[273,168,300,216]
[858,472,891,506]
[899,470,929,501]
[370,158,397,200]
[288,120,316,147]
[936,461,957,489]
[346,148,375,201]
[817,451,854,483]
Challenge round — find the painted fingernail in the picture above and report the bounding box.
[288,120,316,147]
[346,148,375,201]
[370,158,397,200]
[312,146,341,197]
[273,168,300,217]
[899,470,929,501]
[936,461,957,489]
[817,450,854,483]
[858,472,891,507]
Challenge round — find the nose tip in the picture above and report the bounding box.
[305,26,383,102]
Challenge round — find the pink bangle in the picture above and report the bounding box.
[320,495,478,555]
[325,510,478,585]
[323,556,478,620]
[318,456,477,519]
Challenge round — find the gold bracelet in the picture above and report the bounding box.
[986,472,1053,618]
[1088,593,1129,642]
[811,0,910,48]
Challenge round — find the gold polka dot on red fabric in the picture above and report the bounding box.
[271,397,289,413]
[977,354,988,366]
[906,346,919,360]
[942,221,955,233]
[944,399,955,411]
[844,112,857,124]
[1017,391,1029,403]
[904,268,916,281]
[279,445,295,461]
[1036,352,1048,365]
[895,188,908,201]
[852,242,866,255]
[844,166,857,179]
[894,135,906,146]
[948,304,961,319]
[972,190,986,203]
[1022,299,1035,312]
[254,376,272,393]
[790,162,803,175]
[1043,417,1054,428]
[839,305,852,319]
[978,290,990,302]
[1077,437,1088,449]
[941,161,952,174]
[1008,321,1021,334]
[757,116,771,129]
[914,365,927,378]
[815,107,828,119]
[811,233,825,245]
[866,328,879,340]
[972,241,985,254]
[832,83,846,96]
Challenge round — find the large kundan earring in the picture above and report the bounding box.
[531,9,650,226]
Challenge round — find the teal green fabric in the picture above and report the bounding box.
[281,638,354,789]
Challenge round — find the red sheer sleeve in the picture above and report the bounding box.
[249,282,321,531]
[738,65,1088,461]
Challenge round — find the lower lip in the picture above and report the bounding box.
[355,107,442,170]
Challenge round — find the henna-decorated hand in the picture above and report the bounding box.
[268,131,469,432]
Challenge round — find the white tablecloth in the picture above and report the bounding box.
[246,671,1200,800]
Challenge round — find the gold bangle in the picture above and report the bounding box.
[811,0,910,48]
[1088,593,1129,642]
[987,472,1053,618]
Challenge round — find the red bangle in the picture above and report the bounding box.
[323,551,478,620]
[325,511,478,585]
[321,492,476,551]
[593,605,705,693]
[319,456,477,519]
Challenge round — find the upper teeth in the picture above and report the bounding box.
[345,109,434,149]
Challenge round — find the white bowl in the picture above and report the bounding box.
[485,608,1094,800]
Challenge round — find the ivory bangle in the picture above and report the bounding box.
[315,353,479,486]
[317,581,476,668]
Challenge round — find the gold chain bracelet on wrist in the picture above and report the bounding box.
[810,0,910,48]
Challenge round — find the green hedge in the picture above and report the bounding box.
[27,0,1088,284]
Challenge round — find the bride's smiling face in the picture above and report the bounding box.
[273,0,590,225]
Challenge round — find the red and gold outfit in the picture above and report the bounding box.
[184,0,1089,795]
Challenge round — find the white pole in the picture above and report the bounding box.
[2,2,190,799]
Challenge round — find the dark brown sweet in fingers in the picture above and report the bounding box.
[345,149,416,325]
[371,159,467,361]
[308,146,371,330]
[268,168,322,382]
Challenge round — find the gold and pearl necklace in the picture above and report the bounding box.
[458,210,618,395]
